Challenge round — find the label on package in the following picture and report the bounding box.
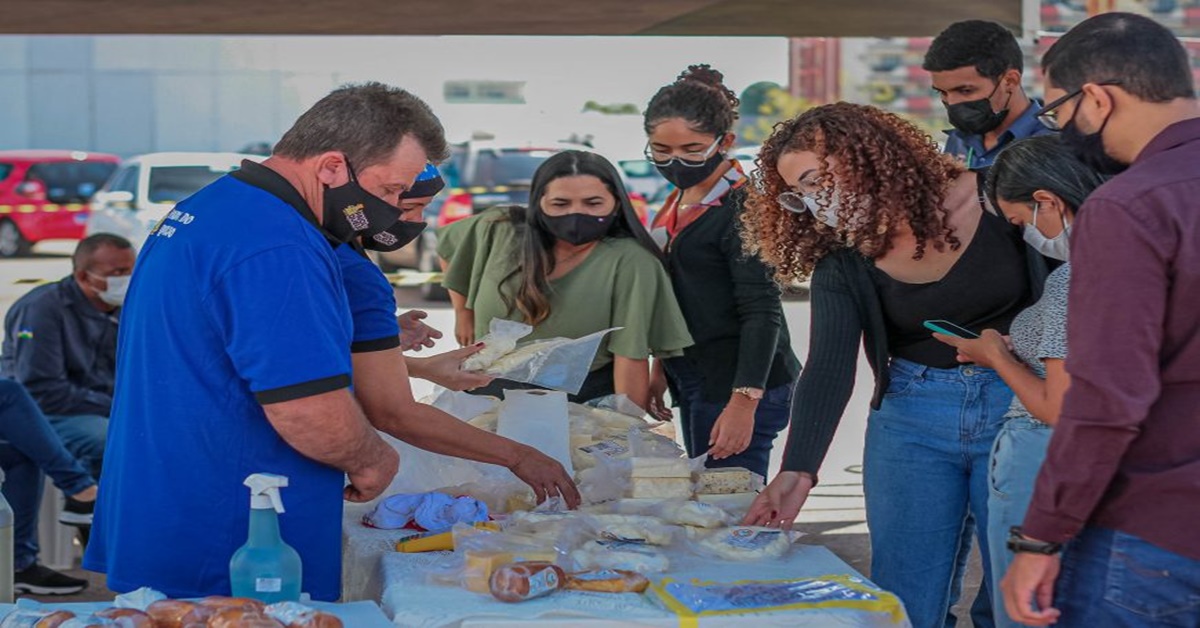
[581,440,628,457]
[526,568,561,598]
[255,577,283,593]
[724,528,782,550]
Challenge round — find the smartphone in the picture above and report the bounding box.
[923,320,980,339]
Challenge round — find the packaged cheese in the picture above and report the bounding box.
[696,526,792,561]
[628,457,691,479]
[628,477,693,500]
[696,492,759,516]
[564,569,650,593]
[653,500,731,529]
[570,540,671,573]
[463,549,558,593]
[695,467,763,495]
[590,514,674,546]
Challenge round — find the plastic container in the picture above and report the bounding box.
[229,474,302,603]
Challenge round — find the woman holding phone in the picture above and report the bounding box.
[739,103,1051,628]
[932,136,1103,628]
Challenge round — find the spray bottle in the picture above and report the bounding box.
[229,473,302,602]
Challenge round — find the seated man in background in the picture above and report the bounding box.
[1,234,134,486]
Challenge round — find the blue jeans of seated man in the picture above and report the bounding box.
[0,381,96,571]
[1053,527,1200,627]
[864,358,1011,628]
[47,414,107,480]
[664,357,793,479]
[986,417,1052,628]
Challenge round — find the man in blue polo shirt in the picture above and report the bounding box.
[924,20,1055,172]
[84,82,449,601]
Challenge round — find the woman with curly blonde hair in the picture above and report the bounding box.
[741,103,1052,628]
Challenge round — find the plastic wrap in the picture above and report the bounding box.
[428,522,580,594]
[649,575,906,624]
[461,319,533,372]
[690,526,798,562]
[482,328,621,396]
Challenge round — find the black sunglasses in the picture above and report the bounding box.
[1035,80,1123,130]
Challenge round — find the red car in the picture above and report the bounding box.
[0,150,121,257]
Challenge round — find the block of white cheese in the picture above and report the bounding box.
[627,477,693,500]
[570,540,670,573]
[628,457,691,479]
[695,467,762,495]
[698,527,791,561]
[590,514,674,546]
[697,492,760,516]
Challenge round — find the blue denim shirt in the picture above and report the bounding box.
[943,100,1054,171]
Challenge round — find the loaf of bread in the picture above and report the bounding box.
[488,561,565,603]
[146,600,198,628]
[94,608,155,628]
[207,608,284,628]
[263,603,344,628]
[564,569,650,593]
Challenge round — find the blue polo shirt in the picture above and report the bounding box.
[943,100,1055,171]
[84,166,354,602]
[336,243,401,353]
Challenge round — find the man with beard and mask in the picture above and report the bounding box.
[321,157,580,510]
[642,64,800,481]
[3,233,135,485]
[925,21,1054,174]
[83,83,575,601]
[998,13,1200,628]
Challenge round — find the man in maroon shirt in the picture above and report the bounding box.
[1000,13,1200,627]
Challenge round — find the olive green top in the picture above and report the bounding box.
[438,208,694,370]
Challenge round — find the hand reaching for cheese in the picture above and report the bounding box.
[510,445,581,509]
[742,471,815,530]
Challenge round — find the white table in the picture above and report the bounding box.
[379,544,910,627]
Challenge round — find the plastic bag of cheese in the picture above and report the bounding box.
[428,523,572,594]
[689,526,800,562]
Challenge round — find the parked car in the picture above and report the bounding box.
[0,150,120,257]
[374,138,648,301]
[86,152,261,249]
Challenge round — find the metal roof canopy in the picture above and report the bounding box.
[3,0,1024,37]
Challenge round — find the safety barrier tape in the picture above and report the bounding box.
[0,204,87,214]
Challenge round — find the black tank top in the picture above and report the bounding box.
[871,210,1031,369]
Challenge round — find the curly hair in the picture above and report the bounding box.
[740,103,964,283]
[644,64,740,136]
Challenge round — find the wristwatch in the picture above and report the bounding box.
[732,387,764,401]
[1007,527,1063,555]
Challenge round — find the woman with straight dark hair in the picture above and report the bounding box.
[932,135,1103,628]
[437,150,693,409]
[643,64,801,480]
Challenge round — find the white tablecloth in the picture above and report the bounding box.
[344,502,414,602]
[380,544,910,627]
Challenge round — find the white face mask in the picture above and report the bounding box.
[801,191,842,228]
[90,273,130,307]
[1022,202,1071,262]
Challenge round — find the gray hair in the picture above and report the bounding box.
[986,136,1106,211]
[274,82,449,169]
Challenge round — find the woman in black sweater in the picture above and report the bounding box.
[643,65,801,480]
[739,103,1048,628]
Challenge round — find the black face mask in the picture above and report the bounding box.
[537,210,615,246]
[655,151,725,190]
[946,82,1011,136]
[1060,106,1128,176]
[361,219,426,252]
[322,161,402,244]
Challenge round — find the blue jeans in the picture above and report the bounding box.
[1053,527,1200,627]
[664,357,793,479]
[864,358,1012,628]
[47,414,107,480]
[986,417,1052,628]
[0,381,96,571]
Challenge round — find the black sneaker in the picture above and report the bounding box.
[14,563,88,595]
[58,495,93,527]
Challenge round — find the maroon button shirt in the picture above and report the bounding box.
[1023,117,1200,560]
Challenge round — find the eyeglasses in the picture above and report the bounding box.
[778,191,811,214]
[644,138,722,167]
[1035,80,1122,130]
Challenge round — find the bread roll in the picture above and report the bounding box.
[206,609,284,628]
[94,608,155,628]
[488,561,565,603]
[197,598,266,613]
[146,601,198,628]
[262,604,342,628]
[564,568,650,593]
